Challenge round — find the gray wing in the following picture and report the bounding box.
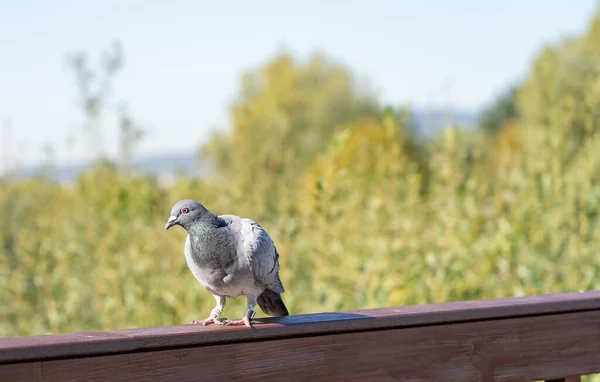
[220,214,284,293]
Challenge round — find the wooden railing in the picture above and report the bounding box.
[1,291,600,381]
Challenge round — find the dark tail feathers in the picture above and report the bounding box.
[257,288,289,317]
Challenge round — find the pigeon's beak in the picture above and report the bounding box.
[165,215,178,230]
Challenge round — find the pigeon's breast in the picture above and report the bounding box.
[183,234,253,297]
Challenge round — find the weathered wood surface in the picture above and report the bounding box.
[1,291,600,381]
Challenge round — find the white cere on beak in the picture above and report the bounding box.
[165,215,177,230]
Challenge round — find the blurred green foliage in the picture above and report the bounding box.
[478,84,520,134]
[3,17,600,382]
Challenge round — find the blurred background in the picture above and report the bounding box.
[2,0,600,349]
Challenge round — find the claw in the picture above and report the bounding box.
[191,308,225,326]
[224,315,253,328]
[224,309,255,328]
[192,316,226,326]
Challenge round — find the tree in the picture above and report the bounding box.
[66,40,146,172]
[478,85,520,134]
[200,51,381,217]
[515,11,600,166]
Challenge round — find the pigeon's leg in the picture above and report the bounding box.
[224,295,257,328]
[191,294,227,326]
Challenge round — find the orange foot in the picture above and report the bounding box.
[224,315,253,328]
[190,308,226,326]
[190,316,226,326]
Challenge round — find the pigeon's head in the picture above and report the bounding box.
[165,199,209,231]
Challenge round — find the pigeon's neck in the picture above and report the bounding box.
[185,213,225,234]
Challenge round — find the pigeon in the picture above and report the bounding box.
[164,199,289,328]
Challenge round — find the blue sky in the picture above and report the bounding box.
[0,0,597,169]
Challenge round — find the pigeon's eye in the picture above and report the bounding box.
[181,207,190,214]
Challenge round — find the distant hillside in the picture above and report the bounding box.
[8,152,211,186]
[409,108,478,136]
[5,108,478,184]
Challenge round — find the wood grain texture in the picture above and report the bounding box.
[2,291,600,364]
[1,310,599,382]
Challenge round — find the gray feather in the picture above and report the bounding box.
[219,214,284,293]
